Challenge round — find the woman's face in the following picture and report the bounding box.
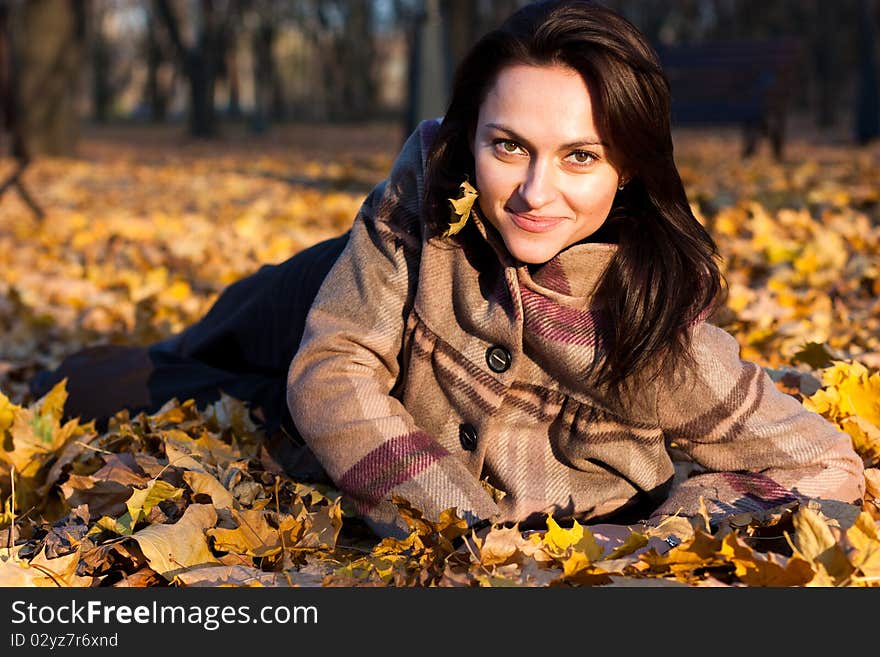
[472,63,624,265]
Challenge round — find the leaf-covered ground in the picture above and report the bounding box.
[1,122,878,587]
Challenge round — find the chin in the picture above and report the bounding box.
[506,241,559,265]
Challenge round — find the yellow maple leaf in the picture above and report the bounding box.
[839,416,880,467]
[0,381,92,487]
[542,515,603,562]
[478,525,529,567]
[0,389,15,436]
[844,512,880,583]
[791,505,853,585]
[208,508,283,558]
[441,180,478,237]
[719,532,814,586]
[124,480,184,532]
[558,551,613,585]
[824,362,880,426]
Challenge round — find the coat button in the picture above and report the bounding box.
[459,423,478,451]
[486,345,512,373]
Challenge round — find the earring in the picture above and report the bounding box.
[617,178,627,191]
[442,179,478,238]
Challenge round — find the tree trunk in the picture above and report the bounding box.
[250,18,274,132]
[11,0,85,156]
[154,0,222,138]
[187,49,216,137]
[144,14,168,122]
[91,5,112,123]
[814,0,842,127]
[225,38,241,120]
[405,0,447,135]
[341,0,375,120]
[442,0,478,75]
[856,0,880,143]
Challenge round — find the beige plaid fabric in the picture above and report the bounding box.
[287,119,865,538]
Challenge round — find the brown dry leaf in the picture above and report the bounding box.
[161,439,207,473]
[207,507,281,558]
[791,505,853,585]
[328,553,410,586]
[639,529,726,582]
[184,470,235,509]
[91,453,152,487]
[173,564,299,587]
[111,566,167,587]
[203,392,262,438]
[125,479,184,528]
[605,575,692,587]
[42,504,90,558]
[793,341,845,369]
[37,428,102,498]
[865,468,880,499]
[803,497,863,531]
[556,550,613,586]
[131,502,221,579]
[28,545,95,587]
[60,474,134,520]
[294,501,343,550]
[161,428,244,470]
[389,495,439,538]
[719,532,814,586]
[477,525,532,567]
[842,512,880,583]
[840,416,880,467]
[57,456,151,522]
[0,550,44,587]
[77,540,147,579]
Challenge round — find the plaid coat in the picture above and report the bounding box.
[287,119,865,538]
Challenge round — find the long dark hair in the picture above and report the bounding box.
[424,0,723,393]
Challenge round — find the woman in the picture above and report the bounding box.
[35,0,865,540]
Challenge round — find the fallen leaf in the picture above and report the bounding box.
[184,470,235,509]
[791,505,853,585]
[131,503,220,579]
[207,508,281,558]
[173,564,300,587]
[28,545,94,587]
[125,479,184,531]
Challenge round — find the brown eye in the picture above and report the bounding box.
[568,151,596,165]
[494,139,521,155]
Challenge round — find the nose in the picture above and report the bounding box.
[517,159,556,209]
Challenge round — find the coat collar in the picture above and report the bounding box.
[466,207,618,308]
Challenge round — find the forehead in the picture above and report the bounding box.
[478,63,602,142]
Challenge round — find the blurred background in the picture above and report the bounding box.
[2,0,879,157]
[0,1,879,408]
[2,2,880,588]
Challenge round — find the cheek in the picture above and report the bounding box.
[475,157,516,204]
[569,181,617,217]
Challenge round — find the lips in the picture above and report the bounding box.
[508,210,565,233]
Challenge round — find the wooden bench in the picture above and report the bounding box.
[654,38,804,160]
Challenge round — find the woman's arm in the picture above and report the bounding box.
[652,321,865,525]
[287,123,500,538]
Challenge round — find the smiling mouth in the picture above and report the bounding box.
[508,210,565,233]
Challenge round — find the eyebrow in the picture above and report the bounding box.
[484,122,606,150]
